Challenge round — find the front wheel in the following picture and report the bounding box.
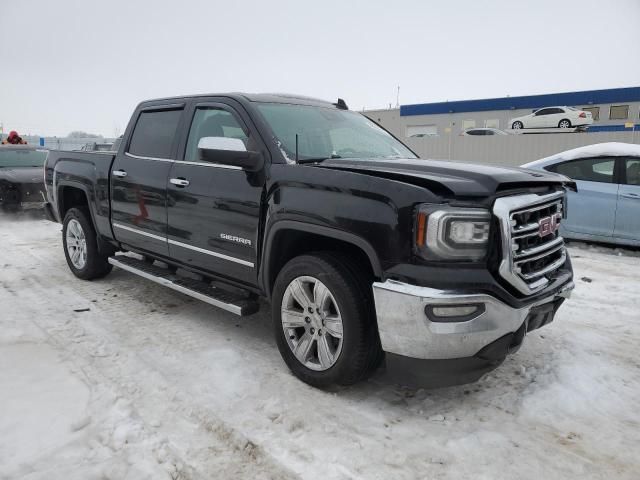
[62,207,112,280]
[272,253,382,388]
[512,121,523,129]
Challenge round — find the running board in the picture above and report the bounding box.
[108,256,259,316]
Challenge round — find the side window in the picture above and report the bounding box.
[184,107,249,162]
[549,157,615,183]
[609,105,629,120]
[535,108,550,116]
[624,158,640,186]
[550,108,564,114]
[128,109,182,159]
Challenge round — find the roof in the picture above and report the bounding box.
[139,92,337,109]
[522,142,640,168]
[400,87,640,117]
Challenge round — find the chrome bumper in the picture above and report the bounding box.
[372,280,574,360]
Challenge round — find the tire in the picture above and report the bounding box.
[62,207,112,280]
[558,119,571,128]
[271,252,382,388]
[512,121,523,129]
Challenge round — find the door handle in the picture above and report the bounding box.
[621,192,640,199]
[112,169,127,178]
[170,178,190,187]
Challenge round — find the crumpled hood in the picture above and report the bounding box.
[315,158,570,197]
[0,167,44,185]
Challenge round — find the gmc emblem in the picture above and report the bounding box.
[538,213,562,237]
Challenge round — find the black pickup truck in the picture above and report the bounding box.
[44,93,574,388]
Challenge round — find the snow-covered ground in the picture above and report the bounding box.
[1,217,639,480]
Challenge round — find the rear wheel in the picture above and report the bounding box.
[512,121,523,129]
[558,119,571,128]
[62,207,112,280]
[272,253,382,388]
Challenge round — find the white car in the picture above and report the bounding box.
[510,106,593,130]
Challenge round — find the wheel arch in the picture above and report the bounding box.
[261,221,383,298]
[57,182,113,255]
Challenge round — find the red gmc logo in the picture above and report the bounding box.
[538,213,562,237]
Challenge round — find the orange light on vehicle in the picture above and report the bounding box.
[416,212,427,246]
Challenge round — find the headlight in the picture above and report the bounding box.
[415,206,491,260]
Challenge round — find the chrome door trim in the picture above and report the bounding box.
[124,152,242,170]
[112,222,166,242]
[125,152,174,162]
[168,238,254,267]
[179,160,242,170]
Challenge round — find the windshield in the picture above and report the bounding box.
[0,149,47,168]
[255,103,416,162]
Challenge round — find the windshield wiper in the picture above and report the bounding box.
[297,154,342,164]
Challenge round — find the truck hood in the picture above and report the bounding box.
[314,158,571,197]
[0,167,44,185]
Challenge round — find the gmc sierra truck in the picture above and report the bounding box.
[44,93,574,388]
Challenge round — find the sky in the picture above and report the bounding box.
[1,0,639,137]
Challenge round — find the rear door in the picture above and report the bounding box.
[614,157,640,241]
[166,99,266,285]
[110,104,185,256]
[549,156,619,237]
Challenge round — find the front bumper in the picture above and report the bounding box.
[372,279,573,361]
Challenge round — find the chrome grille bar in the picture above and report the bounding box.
[493,191,567,295]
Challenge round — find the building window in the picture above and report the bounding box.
[462,119,476,131]
[582,106,600,121]
[609,105,629,120]
[485,119,499,129]
[406,125,437,138]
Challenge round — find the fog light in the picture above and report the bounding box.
[425,303,485,322]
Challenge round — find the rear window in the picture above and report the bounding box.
[0,149,47,168]
[128,109,182,159]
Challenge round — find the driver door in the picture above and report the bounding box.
[166,99,266,285]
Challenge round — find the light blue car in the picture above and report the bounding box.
[522,142,640,247]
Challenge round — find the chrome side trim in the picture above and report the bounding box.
[125,152,174,162]
[123,152,242,170]
[167,238,254,267]
[108,257,243,315]
[179,160,242,170]
[113,222,166,242]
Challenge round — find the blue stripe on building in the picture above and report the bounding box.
[400,87,640,117]
[587,124,640,132]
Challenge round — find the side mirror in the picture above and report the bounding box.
[197,137,263,172]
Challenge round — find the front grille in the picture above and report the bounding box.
[494,191,567,295]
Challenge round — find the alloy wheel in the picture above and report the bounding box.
[66,218,87,269]
[281,276,344,371]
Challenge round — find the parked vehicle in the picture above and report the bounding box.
[44,93,574,388]
[522,142,640,247]
[80,141,115,152]
[461,128,508,136]
[0,145,47,212]
[510,106,593,130]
